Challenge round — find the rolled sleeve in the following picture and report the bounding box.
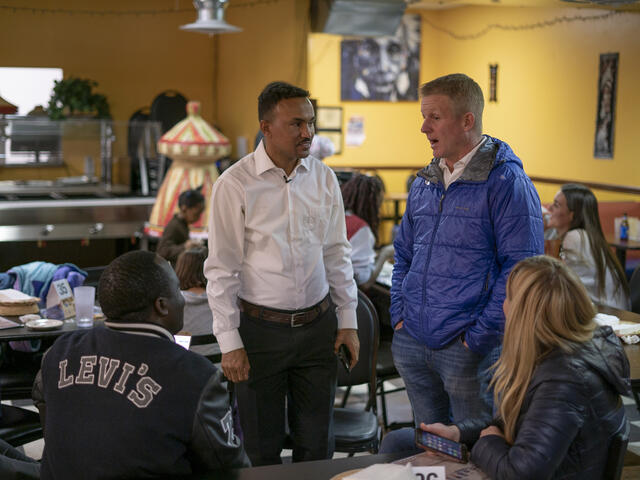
[323,176,358,329]
[204,178,246,354]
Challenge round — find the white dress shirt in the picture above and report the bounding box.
[560,229,630,310]
[205,141,358,353]
[439,136,486,189]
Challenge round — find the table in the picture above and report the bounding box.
[191,451,487,480]
[599,304,640,411]
[606,235,640,268]
[383,193,408,226]
[0,317,85,342]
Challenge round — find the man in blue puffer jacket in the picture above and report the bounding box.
[391,73,544,427]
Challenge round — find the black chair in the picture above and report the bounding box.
[81,265,107,289]
[630,265,640,314]
[376,340,411,431]
[0,405,42,447]
[604,420,629,480]
[188,333,222,364]
[360,285,411,431]
[0,345,42,401]
[333,290,380,456]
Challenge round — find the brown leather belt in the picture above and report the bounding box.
[238,295,331,327]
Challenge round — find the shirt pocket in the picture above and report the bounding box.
[302,205,331,245]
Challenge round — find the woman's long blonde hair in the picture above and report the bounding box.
[492,255,596,444]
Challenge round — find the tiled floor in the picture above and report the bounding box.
[8,380,640,462]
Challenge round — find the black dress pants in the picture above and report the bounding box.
[235,307,337,466]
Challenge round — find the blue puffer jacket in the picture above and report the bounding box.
[390,136,544,355]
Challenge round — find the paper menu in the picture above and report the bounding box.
[0,316,22,330]
[0,289,39,304]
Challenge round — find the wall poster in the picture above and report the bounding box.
[341,15,421,102]
[594,53,618,159]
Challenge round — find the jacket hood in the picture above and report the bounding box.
[181,290,208,306]
[576,326,631,397]
[418,135,523,185]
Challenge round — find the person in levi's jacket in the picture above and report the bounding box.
[32,251,249,479]
[390,73,544,428]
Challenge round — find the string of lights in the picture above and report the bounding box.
[422,9,635,40]
[0,0,280,16]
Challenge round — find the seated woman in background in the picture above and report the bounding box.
[417,256,630,479]
[340,174,394,287]
[157,188,205,266]
[547,183,629,309]
[174,247,216,357]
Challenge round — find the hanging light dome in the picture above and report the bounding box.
[180,0,242,35]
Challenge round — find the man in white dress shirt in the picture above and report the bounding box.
[204,81,359,466]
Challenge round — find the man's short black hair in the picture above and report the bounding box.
[98,251,172,324]
[258,81,310,121]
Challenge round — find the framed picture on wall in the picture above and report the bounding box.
[316,106,342,130]
[320,131,343,155]
[340,15,421,102]
[594,53,618,159]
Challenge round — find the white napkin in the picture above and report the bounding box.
[344,463,414,480]
[621,335,640,345]
[594,313,620,327]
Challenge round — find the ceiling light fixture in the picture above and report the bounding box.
[180,0,242,35]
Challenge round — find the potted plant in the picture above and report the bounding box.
[47,77,111,120]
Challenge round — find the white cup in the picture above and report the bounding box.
[74,286,95,328]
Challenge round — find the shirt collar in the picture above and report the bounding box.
[104,321,175,342]
[439,136,486,172]
[254,139,310,177]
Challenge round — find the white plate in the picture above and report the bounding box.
[25,319,64,331]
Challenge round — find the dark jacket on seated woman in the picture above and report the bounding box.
[457,326,630,480]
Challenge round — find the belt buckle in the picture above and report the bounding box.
[290,312,306,327]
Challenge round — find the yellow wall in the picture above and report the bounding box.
[0,0,308,182]
[216,0,310,153]
[0,0,215,181]
[308,7,640,204]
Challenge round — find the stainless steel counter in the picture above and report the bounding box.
[0,195,155,242]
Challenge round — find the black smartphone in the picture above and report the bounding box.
[415,429,469,463]
[337,344,352,372]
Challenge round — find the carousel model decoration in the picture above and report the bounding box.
[145,100,230,238]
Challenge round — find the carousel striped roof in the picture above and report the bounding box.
[157,101,231,159]
[0,95,18,115]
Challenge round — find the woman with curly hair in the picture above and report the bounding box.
[340,174,393,287]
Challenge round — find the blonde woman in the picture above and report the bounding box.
[420,256,630,479]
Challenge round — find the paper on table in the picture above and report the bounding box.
[344,463,414,480]
[594,313,620,327]
[0,316,23,330]
[175,335,192,350]
[0,289,39,304]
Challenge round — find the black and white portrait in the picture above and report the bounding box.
[594,53,618,159]
[341,15,421,102]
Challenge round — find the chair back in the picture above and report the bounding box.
[337,290,379,410]
[187,333,221,363]
[604,419,629,480]
[630,265,640,314]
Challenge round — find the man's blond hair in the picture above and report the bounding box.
[419,73,484,133]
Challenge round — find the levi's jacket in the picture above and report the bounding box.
[32,322,249,479]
